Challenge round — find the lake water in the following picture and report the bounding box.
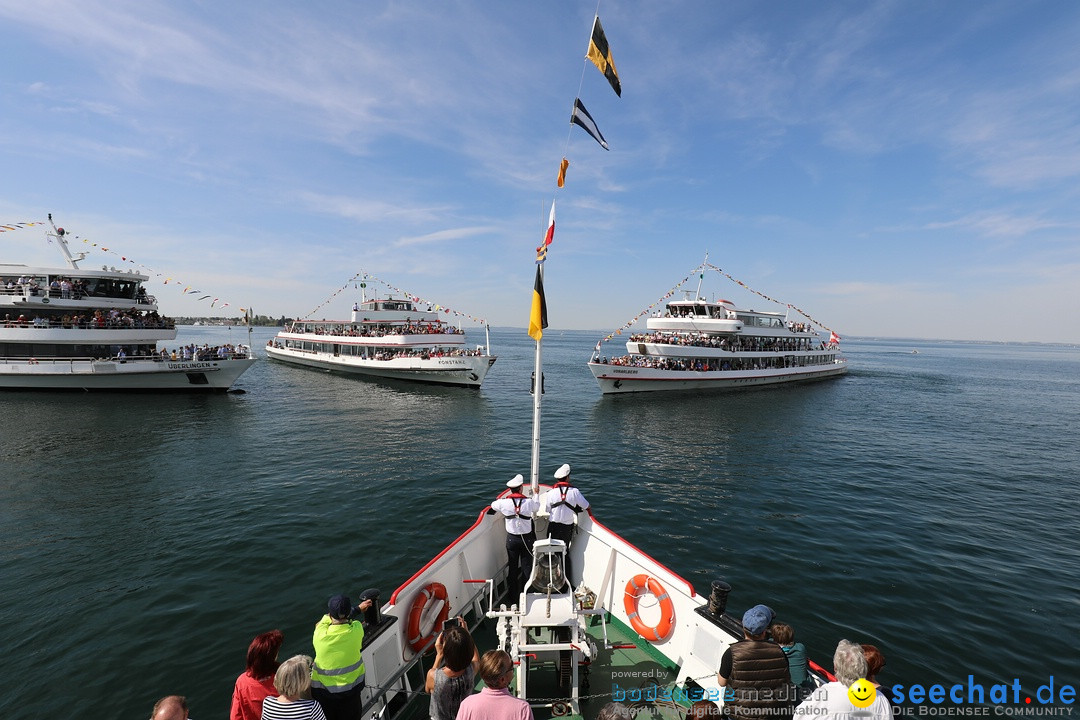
[1,327,1077,717]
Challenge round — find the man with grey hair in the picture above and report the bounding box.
[794,639,890,718]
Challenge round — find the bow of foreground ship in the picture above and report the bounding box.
[0,216,254,392]
[353,498,828,719]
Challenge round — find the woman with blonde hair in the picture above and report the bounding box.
[261,655,327,720]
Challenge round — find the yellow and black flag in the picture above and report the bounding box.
[587,16,621,97]
[528,265,548,341]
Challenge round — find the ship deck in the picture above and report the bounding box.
[393,602,694,720]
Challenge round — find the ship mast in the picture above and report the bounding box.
[46,213,89,270]
[529,265,544,495]
[694,250,709,301]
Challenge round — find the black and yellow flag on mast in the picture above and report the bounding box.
[528,265,548,341]
[586,16,621,97]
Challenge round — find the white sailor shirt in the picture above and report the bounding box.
[544,484,589,526]
[491,494,539,535]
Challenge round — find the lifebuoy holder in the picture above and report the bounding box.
[623,574,675,642]
[406,582,450,653]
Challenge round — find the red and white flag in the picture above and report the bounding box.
[543,201,555,247]
[829,331,841,344]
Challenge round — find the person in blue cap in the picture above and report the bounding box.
[311,593,374,720]
[716,604,795,720]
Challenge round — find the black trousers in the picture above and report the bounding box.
[548,521,574,588]
[312,682,364,720]
[506,531,536,602]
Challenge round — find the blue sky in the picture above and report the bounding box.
[2,1,1079,344]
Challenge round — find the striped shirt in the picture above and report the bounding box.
[260,696,327,720]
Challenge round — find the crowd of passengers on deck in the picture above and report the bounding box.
[628,333,820,352]
[663,307,739,320]
[1,275,153,303]
[109,344,248,361]
[368,347,482,360]
[597,354,830,372]
[157,344,249,361]
[660,309,816,334]
[2,308,173,329]
[286,321,461,338]
[269,340,482,361]
[2,343,249,363]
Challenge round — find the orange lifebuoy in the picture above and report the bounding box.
[406,582,450,653]
[623,574,675,642]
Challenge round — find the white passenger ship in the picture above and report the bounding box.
[588,287,847,395]
[266,293,496,388]
[0,217,254,391]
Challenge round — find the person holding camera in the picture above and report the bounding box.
[311,593,373,720]
[424,617,479,720]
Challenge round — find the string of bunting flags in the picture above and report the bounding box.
[592,268,699,350]
[702,263,838,336]
[2,220,247,313]
[303,271,488,326]
[0,222,47,232]
[535,14,623,268]
[530,13,623,342]
[593,263,838,352]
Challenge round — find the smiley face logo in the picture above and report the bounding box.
[848,678,876,708]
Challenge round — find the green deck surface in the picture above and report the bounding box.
[397,607,696,720]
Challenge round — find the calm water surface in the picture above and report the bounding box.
[1,327,1078,717]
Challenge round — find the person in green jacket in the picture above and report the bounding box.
[311,593,373,720]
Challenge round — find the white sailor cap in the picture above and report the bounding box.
[506,474,525,489]
[553,463,571,480]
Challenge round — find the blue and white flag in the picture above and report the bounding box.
[571,98,609,150]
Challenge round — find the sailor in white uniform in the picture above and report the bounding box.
[543,463,590,588]
[489,474,539,602]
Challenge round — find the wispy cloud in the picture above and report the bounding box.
[395,226,501,247]
[298,193,455,225]
[925,212,1076,238]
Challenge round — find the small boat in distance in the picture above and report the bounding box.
[0,216,254,392]
[588,263,847,394]
[266,289,496,388]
